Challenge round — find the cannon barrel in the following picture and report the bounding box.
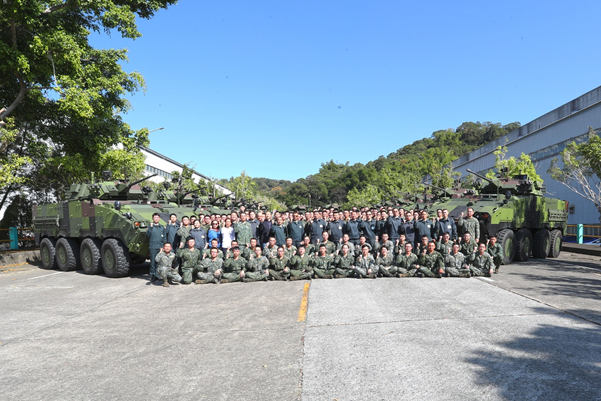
[125,173,158,190]
[466,169,497,186]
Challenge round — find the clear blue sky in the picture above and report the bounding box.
[91,0,601,181]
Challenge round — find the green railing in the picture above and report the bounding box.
[565,224,601,244]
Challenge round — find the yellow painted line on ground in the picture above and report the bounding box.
[297,282,310,322]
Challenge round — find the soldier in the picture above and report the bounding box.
[436,232,453,255]
[344,211,362,246]
[269,247,291,281]
[245,247,270,282]
[444,243,471,278]
[394,242,417,277]
[146,213,165,282]
[376,245,397,277]
[375,210,388,240]
[312,244,335,278]
[222,246,247,283]
[308,212,326,244]
[436,209,458,241]
[487,235,504,273]
[196,247,223,284]
[354,244,377,278]
[302,235,316,256]
[189,219,208,250]
[176,216,192,249]
[416,235,430,256]
[283,237,297,259]
[264,236,279,259]
[333,244,355,278]
[418,241,445,278]
[201,215,212,232]
[320,231,337,255]
[394,233,407,255]
[242,238,260,260]
[458,207,480,241]
[248,210,259,239]
[414,210,436,243]
[385,208,403,244]
[459,232,478,257]
[234,212,253,249]
[375,232,394,256]
[165,213,180,249]
[269,216,287,247]
[338,233,355,255]
[286,212,305,248]
[327,211,344,245]
[177,236,201,284]
[400,211,417,247]
[467,243,494,277]
[203,238,224,259]
[359,212,377,248]
[156,242,181,287]
[289,245,313,280]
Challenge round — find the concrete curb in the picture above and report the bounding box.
[562,243,601,257]
[0,249,40,267]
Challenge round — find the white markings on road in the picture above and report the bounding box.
[27,272,65,280]
[478,277,495,282]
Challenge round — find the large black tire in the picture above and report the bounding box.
[56,238,80,271]
[532,229,550,259]
[101,238,131,278]
[496,229,515,265]
[514,228,533,262]
[549,229,563,258]
[80,238,103,275]
[40,237,58,270]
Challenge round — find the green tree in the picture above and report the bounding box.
[485,146,542,187]
[548,128,601,224]
[344,185,382,209]
[228,171,257,201]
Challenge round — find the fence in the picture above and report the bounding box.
[0,227,35,250]
[565,224,601,244]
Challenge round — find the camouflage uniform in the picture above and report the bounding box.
[417,251,444,277]
[459,239,479,257]
[467,252,494,276]
[156,250,181,284]
[289,254,313,280]
[353,243,373,259]
[321,240,337,255]
[436,240,453,256]
[375,240,394,255]
[394,252,419,275]
[376,253,397,277]
[394,241,407,255]
[354,254,378,278]
[176,225,192,246]
[197,257,223,284]
[333,253,355,278]
[202,248,224,260]
[146,223,165,280]
[176,247,201,284]
[338,241,355,256]
[246,255,270,282]
[283,245,297,259]
[311,254,335,278]
[444,252,471,277]
[416,242,429,256]
[234,221,253,248]
[222,256,247,282]
[458,216,480,241]
[304,243,316,256]
[241,246,259,261]
[263,245,279,260]
[269,256,291,281]
[487,243,504,272]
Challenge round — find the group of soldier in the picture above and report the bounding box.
[145,205,504,287]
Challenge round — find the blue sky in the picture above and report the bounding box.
[91,0,601,181]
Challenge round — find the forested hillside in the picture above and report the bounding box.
[225,121,520,209]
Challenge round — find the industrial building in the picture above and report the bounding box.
[447,86,601,224]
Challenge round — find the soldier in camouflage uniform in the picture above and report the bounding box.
[312,244,335,278]
[263,237,279,259]
[234,213,253,249]
[457,207,480,241]
[354,236,373,259]
[393,234,407,255]
[269,247,291,281]
[176,216,192,249]
[416,235,430,256]
[435,232,453,256]
[289,245,313,280]
[203,239,224,259]
[459,232,478,257]
[225,240,241,259]
[320,232,337,255]
[222,246,247,283]
[301,236,316,256]
[245,247,270,282]
[333,244,355,278]
[375,232,394,256]
[376,245,397,277]
[417,241,445,278]
[176,237,201,284]
[283,237,297,259]
[467,243,494,277]
[354,244,378,278]
[156,243,181,287]
[444,243,471,278]
[242,238,260,260]
[394,242,418,277]
[487,235,504,273]
[338,233,355,255]
[196,247,223,284]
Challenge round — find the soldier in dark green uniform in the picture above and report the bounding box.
[264,236,279,259]
[333,244,355,278]
[176,216,192,249]
[289,245,313,280]
[283,237,297,259]
[417,241,445,278]
[319,232,337,255]
[245,247,270,282]
[234,213,253,249]
[354,245,377,278]
[467,243,494,277]
[436,232,453,256]
[312,244,335,278]
[156,243,181,287]
[165,213,180,250]
[269,247,291,281]
[146,213,165,282]
[394,242,417,277]
[196,247,223,284]
[286,212,305,248]
[459,232,478,257]
[458,207,480,241]
[177,236,201,284]
[416,235,430,256]
[376,245,397,277]
[444,243,471,278]
[487,235,504,273]
[338,233,355,255]
[222,246,247,283]
[203,239,224,259]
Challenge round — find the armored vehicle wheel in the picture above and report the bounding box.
[40,237,58,270]
[130,254,147,265]
[532,229,550,259]
[80,238,102,275]
[101,238,131,278]
[56,238,80,271]
[514,228,532,262]
[549,229,563,258]
[496,229,515,265]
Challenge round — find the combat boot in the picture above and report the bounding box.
[221,279,231,283]
[195,279,209,284]
[365,274,376,279]
[162,280,170,287]
[398,273,411,278]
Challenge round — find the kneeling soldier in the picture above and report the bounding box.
[394,242,418,277]
[289,245,313,280]
[467,243,494,277]
[269,246,291,281]
[245,247,270,282]
[333,244,355,278]
[354,244,378,278]
[487,235,504,273]
[156,243,181,287]
[312,244,335,278]
[417,241,445,278]
[196,247,223,284]
[444,243,471,278]
[222,246,247,283]
[177,236,201,284]
[376,245,397,277]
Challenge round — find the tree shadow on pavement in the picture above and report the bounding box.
[465,307,601,401]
